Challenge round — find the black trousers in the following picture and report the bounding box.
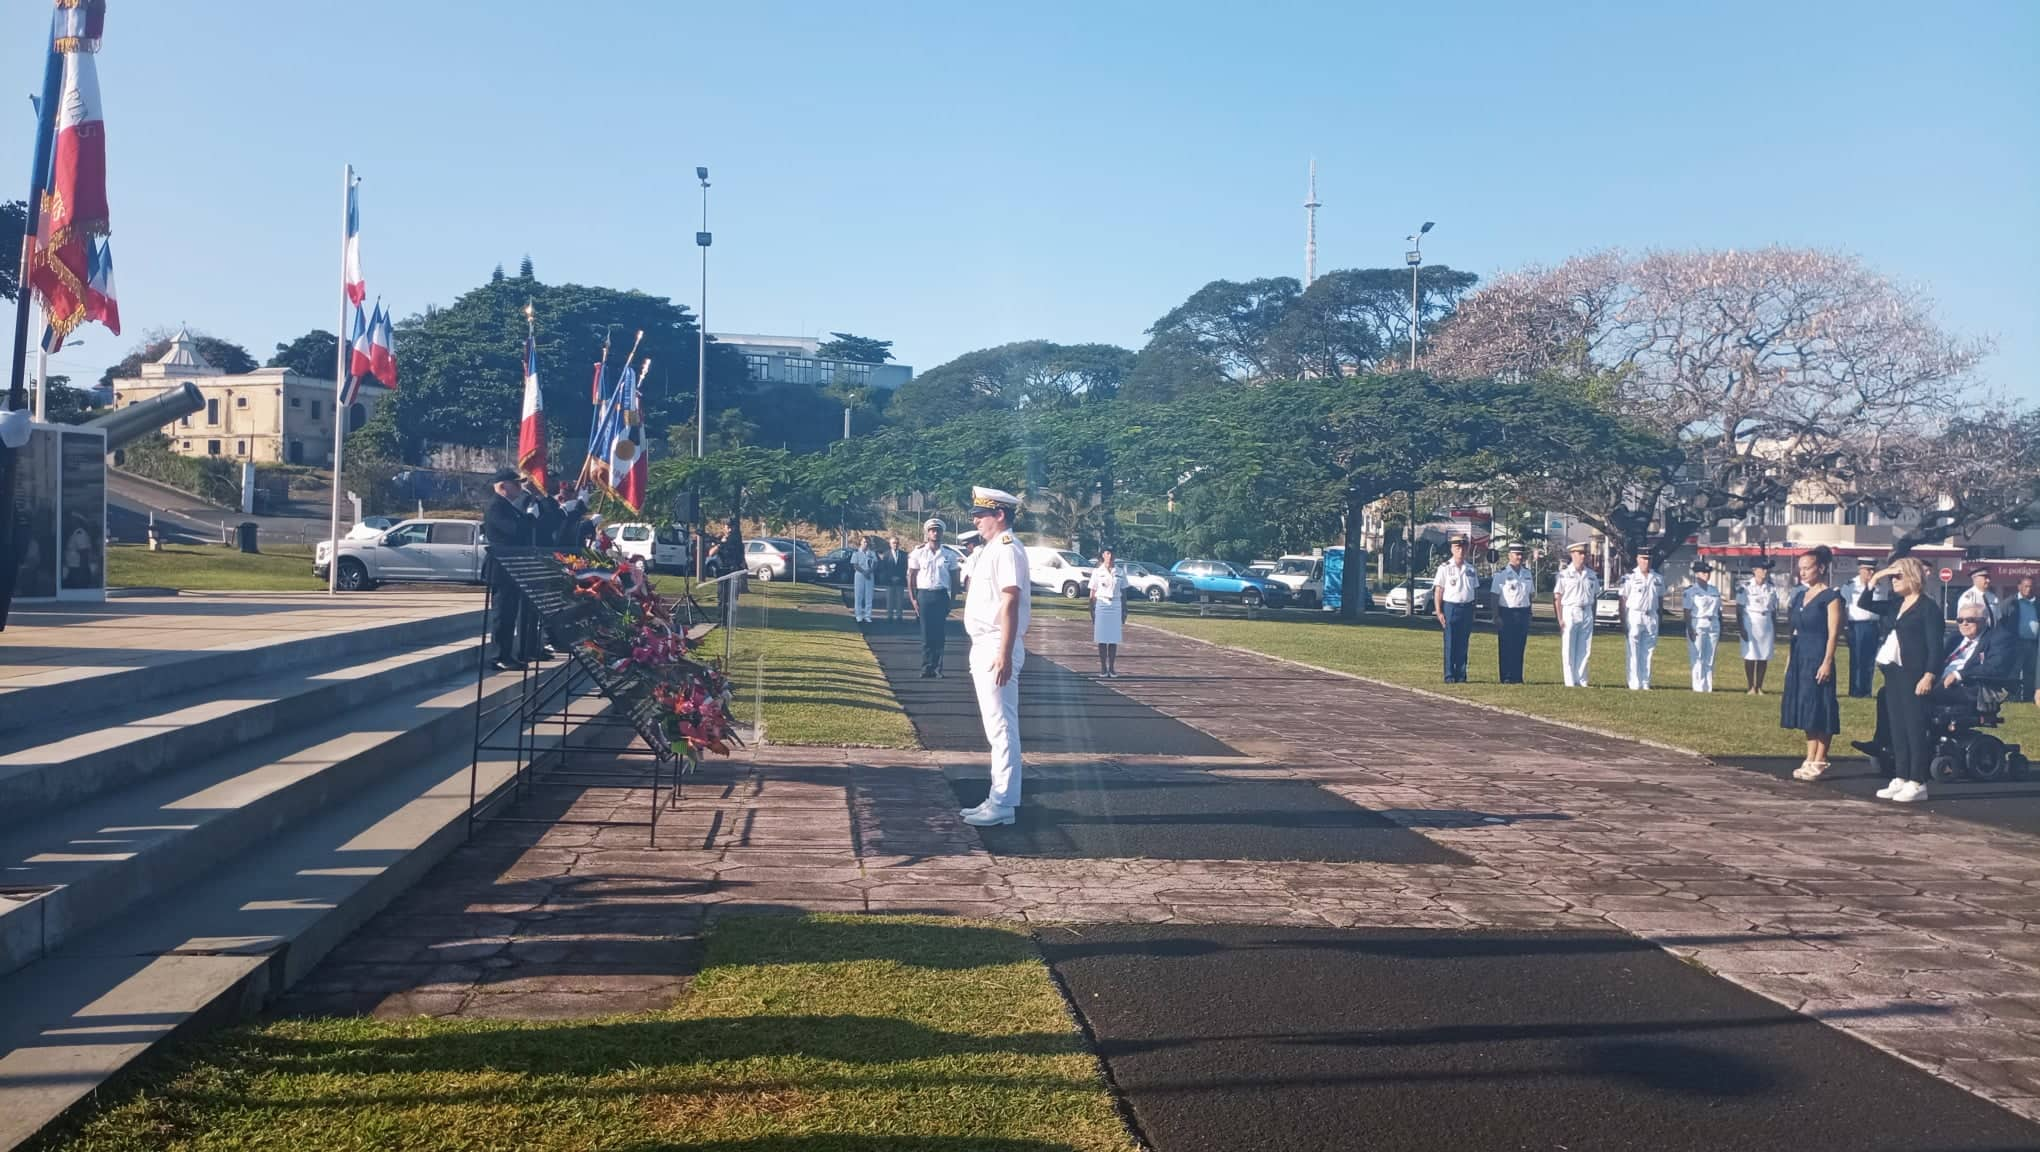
[490,573,522,662]
[1440,601,1472,683]
[1847,620,1879,697]
[1881,673,1933,783]
[1497,607,1530,683]
[918,589,951,674]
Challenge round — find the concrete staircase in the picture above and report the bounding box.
[0,601,608,1149]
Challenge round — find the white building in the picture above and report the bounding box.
[109,327,391,467]
[713,333,912,391]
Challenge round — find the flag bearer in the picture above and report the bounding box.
[1554,542,1600,687]
[1432,536,1479,683]
[1490,542,1536,684]
[1683,560,1723,692]
[957,487,1030,828]
[1619,553,1666,690]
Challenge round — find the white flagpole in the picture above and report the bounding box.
[326,163,351,594]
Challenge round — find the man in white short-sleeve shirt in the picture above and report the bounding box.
[958,486,1031,827]
[907,517,960,679]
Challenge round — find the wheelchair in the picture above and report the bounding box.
[1925,678,2030,783]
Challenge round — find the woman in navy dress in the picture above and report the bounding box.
[1783,546,1844,780]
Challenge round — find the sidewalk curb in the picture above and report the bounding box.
[1125,620,1714,763]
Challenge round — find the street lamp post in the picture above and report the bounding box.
[1405,221,1434,369]
[694,166,711,584]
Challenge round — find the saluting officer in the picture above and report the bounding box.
[1840,558,1885,699]
[1683,560,1723,692]
[1433,536,1479,683]
[957,487,1031,828]
[1490,542,1535,684]
[1554,542,1601,687]
[1618,553,1666,690]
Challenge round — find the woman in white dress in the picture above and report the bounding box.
[1735,558,1779,695]
[1089,547,1129,677]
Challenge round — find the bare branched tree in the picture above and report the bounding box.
[1426,248,1997,565]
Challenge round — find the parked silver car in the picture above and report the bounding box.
[315,518,487,591]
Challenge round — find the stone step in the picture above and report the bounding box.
[0,659,514,980]
[0,637,483,832]
[0,669,633,1152]
[0,604,480,737]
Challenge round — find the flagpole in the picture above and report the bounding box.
[326,164,351,595]
[0,23,69,630]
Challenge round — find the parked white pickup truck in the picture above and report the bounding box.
[314,518,487,591]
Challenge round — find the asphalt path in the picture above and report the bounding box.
[945,766,1462,864]
[1718,755,2040,840]
[862,615,1238,757]
[104,468,354,546]
[1041,923,2040,1152]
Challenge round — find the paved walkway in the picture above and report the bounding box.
[288,614,2040,1126]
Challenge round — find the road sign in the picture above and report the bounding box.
[1939,567,1954,584]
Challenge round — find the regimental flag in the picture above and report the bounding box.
[29,1,112,345]
[343,304,371,404]
[343,178,364,306]
[518,331,547,491]
[368,303,397,386]
[578,381,621,495]
[610,362,646,513]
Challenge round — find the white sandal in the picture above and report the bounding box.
[1793,760,1830,781]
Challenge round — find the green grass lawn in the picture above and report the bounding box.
[107,543,327,592]
[654,578,918,749]
[1129,607,2040,760]
[31,915,1136,1152]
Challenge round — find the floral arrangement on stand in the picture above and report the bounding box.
[557,552,736,766]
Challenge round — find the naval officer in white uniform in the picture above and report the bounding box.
[958,486,1031,827]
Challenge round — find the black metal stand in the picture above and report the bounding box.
[465,550,721,847]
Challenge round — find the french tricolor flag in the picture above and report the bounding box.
[342,178,364,307]
[369,304,397,387]
[518,328,547,491]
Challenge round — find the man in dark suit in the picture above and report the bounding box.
[881,535,908,625]
[516,479,563,662]
[481,468,530,671]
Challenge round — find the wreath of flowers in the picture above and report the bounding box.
[555,552,736,764]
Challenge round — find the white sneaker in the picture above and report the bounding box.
[962,805,1016,826]
[1892,781,1929,803]
[1874,777,1906,799]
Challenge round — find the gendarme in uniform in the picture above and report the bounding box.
[958,486,1030,827]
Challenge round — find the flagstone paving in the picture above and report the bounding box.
[287,614,2040,1126]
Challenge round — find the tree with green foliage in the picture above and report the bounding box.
[816,333,894,364]
[1140,277,1300,384]
[266,329,340,377]
[384,273,746,457]
[1268,266,1478,378]
[0,199,24,302]
[99,329,258,388]
[39,376,105,424]
[888,340,1136,428]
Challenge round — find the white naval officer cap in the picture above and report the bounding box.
[1567,542,1589,554]
[923,517,946,533]
[970,486,1021,513]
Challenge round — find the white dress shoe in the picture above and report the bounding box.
[963,805,1016,826]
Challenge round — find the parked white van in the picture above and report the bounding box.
[612,523,693,573]
[1023,546,1093,599]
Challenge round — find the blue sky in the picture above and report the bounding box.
[5,1,2034,399]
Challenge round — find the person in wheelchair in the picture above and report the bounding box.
[1930,608,2017,720]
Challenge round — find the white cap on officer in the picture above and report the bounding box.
[970,486,1021,514]
[923,517,946,533]
[1567,542,1589,554]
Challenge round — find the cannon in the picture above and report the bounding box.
[82,381,204,451]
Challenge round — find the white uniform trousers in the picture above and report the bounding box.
[1689,628,1719,692]
[853,573,875,621]
[970,638,1025,809]
[1626,619,1658,690]
[1560,614,1593,687]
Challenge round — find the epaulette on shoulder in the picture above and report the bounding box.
[998,532,1014,545]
